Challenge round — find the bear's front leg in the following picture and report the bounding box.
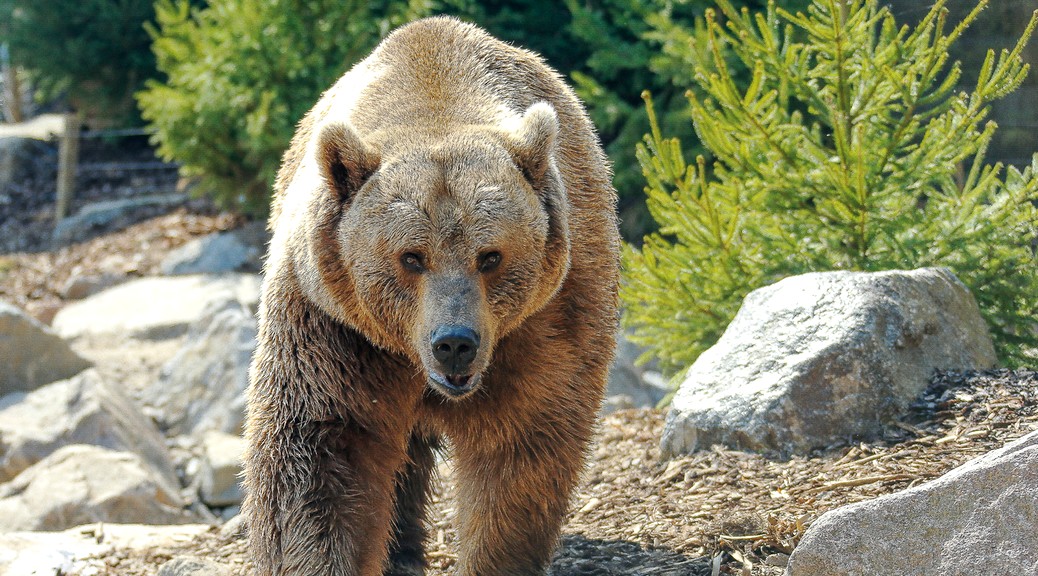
[243,294,420,576]
[245,410,407,575]
[449,404,596,576]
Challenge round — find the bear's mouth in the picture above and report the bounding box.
[427,371,481,398]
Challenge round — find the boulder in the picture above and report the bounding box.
[787,429,1038,576]
[229,219,271,270]
[0,369,177,487]
[198,431,246,508]
[160,229,262,276]
[662,268,997,456]
[0,445,198,531]
[52,273,261,342]
[0,299,91,397]
[0,523,211,575]
[142,298,257,436]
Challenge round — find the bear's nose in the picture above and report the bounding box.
[430,326,480,374]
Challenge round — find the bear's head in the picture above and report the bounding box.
[310,102,571,400]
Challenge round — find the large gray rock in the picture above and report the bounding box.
[787,429,1038,576]
[0,369,177,487]
[662,268,997,456]
[0,299,92,397]
[0,523,211,575]
[142,298,257,436]
[0,445,197,531]
[52,274,261,341]
[160,229,262,276]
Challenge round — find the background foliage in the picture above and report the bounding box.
[622,0,1038,373]
[137,0,428,216]
[135,0,806,222]
[0,0,160,122]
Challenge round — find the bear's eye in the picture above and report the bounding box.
[478,251,502,273]
[400,252,426,273]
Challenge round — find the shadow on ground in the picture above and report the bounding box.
[550,534,710,575]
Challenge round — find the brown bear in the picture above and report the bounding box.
[242,15,620,576]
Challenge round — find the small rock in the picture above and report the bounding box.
[662,268,997,456]
[158,556,229,576]
[0,137,42,187]
[198,431,246,508]
[26,300,62,326]
[601,394,637,413]
[0,299,91,397]
[787,429,1038,576]
[61,272,124,300]
[0,369,178,486]
[219,513,246,539]
[219,504,241,522]
[604,330,669,413]
[0,523,211,575]
[765,553,789,567]
[0,445,198,531]
[161,230,261,276]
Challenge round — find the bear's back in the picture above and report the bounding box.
[273,17,597,201]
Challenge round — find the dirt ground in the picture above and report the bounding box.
[1,210,1035,575]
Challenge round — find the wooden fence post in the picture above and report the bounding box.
[1,65,23,123]
[1,43,24,123]
[55,113,80,222]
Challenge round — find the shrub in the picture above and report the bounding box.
[137,0,428,217]
[0,0,158,122]
[540,0,807,238]
[622,0,1038,373]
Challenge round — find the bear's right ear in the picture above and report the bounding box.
[316,120,380,202]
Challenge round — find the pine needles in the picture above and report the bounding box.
[623,0,1038,373]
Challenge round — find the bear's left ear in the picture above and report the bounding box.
[507,102,559,183]
[316,120,381,202]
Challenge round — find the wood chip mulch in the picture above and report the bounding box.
[89,368,1037,576]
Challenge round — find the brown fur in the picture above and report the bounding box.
[244,16,620,576]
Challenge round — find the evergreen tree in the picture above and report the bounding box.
[623,0,1038,373]
[137,0,429,216]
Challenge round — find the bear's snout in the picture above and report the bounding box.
[430,325,480,374]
